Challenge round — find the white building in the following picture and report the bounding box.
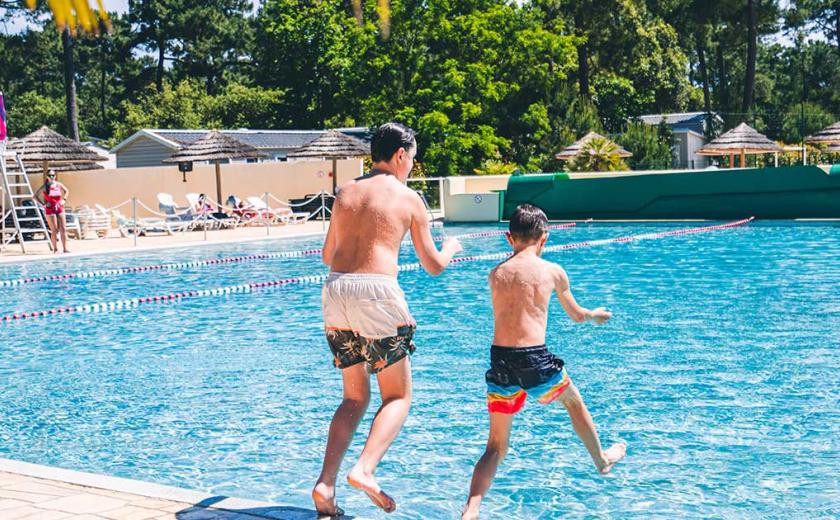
[639,112,723,169]
[111,128,369,168]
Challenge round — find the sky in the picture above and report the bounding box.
[1,0,261,33]
[0,0,824,46]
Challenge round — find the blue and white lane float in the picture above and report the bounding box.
[0,218,752,323]
[0,222,579,288]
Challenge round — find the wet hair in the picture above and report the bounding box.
[370,123,416,163]
[509,204,548,242]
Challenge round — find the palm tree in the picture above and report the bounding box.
[26,0,110,34]
[566,137,629,172]
[31,0,391,37]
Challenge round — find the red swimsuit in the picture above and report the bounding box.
[43,183,65,216]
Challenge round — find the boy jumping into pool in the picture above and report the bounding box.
[313,123,463,516]
[461,204,625,520]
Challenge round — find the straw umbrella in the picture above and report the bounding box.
[6,126,107,177]
[162,130,266,205]
[805,121,840,145]
[696,122,781,168]
[286,130,370,194]
[554,131,632,161]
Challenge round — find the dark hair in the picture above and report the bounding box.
[370,122,416,163]
[509,204,548,242]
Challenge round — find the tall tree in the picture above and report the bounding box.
[129,0,180,91]
[788,0,840,53]
[174,0,255,94]
[742,0,758,112]
[61,27,80,140]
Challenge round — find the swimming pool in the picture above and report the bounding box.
[1,222,838,518]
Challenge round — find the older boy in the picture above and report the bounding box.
[313,123,462,516]
[462,204,625,520]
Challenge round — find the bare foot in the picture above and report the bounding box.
[461,502,480,520]
[347,468,396,513]
[597,443,627,475]
[312,483,344,517]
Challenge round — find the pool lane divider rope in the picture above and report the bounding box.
[0,218,752,323]
[0,223,578,288]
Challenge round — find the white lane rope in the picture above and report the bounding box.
[0,223,578,288]
[0,218,753,323]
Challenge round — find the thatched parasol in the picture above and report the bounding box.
[554,131,632,161]
[696,122,781,167]
[163,130,266,204]
[6,126,107,176]
[805,121,840,145]
[287,130,370,193]
[826,143,840,153]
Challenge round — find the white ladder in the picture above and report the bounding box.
[416,189,443,228]
[1,144,51,253]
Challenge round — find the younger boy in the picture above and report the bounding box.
[462,204,625,520]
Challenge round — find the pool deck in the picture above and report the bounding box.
[0,458,350,520]
[0,222,329,265]
[0,210,447,265]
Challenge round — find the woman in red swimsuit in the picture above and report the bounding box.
[34,170,70,253]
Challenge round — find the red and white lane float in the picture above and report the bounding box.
[0,218,752,323]
[0,223,577,288]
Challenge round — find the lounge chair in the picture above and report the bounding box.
[157,193,199,230]
[74,205,112,238]
[110,209,174,237]
[184,193,237,229]
[246,196,309,225]
[227,196,259,225]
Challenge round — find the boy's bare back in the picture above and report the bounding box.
[490,254,564,347]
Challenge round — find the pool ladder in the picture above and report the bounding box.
[416,189,443,228]
[1,144,51,253]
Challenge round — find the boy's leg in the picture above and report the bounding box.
[462,412,514,520]
[558,383,626,474]
[312,363,370,515]
[347,355,412,513]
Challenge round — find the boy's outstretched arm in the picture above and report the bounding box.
[553,265,611,324]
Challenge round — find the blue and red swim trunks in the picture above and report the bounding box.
[485,345,572,414]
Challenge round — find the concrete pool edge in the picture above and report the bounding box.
[0,229,328,266]
[0,457,287,516]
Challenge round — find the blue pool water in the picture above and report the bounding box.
[0,223,838,518]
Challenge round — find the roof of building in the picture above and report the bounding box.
[638,112,723,128]
[162,130,268,163]
[111,127,370,154]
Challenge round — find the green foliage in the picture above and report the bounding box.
[616,121,675,170]
[474,160,519,176]
[110,80,287,144]
[209,83,288,129]
[111,81,216,144]
[566,137,630,172]
[1,0,838,177]
[5,91,66,137]
[780,102,836,143]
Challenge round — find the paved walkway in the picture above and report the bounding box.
[0,222,328,264]
[0,460,348,520]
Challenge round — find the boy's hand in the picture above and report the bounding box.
[442,237,463,255]
[589,307,611,324]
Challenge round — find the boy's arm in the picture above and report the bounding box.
[553,264,611,324]
[409,192,462,275]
